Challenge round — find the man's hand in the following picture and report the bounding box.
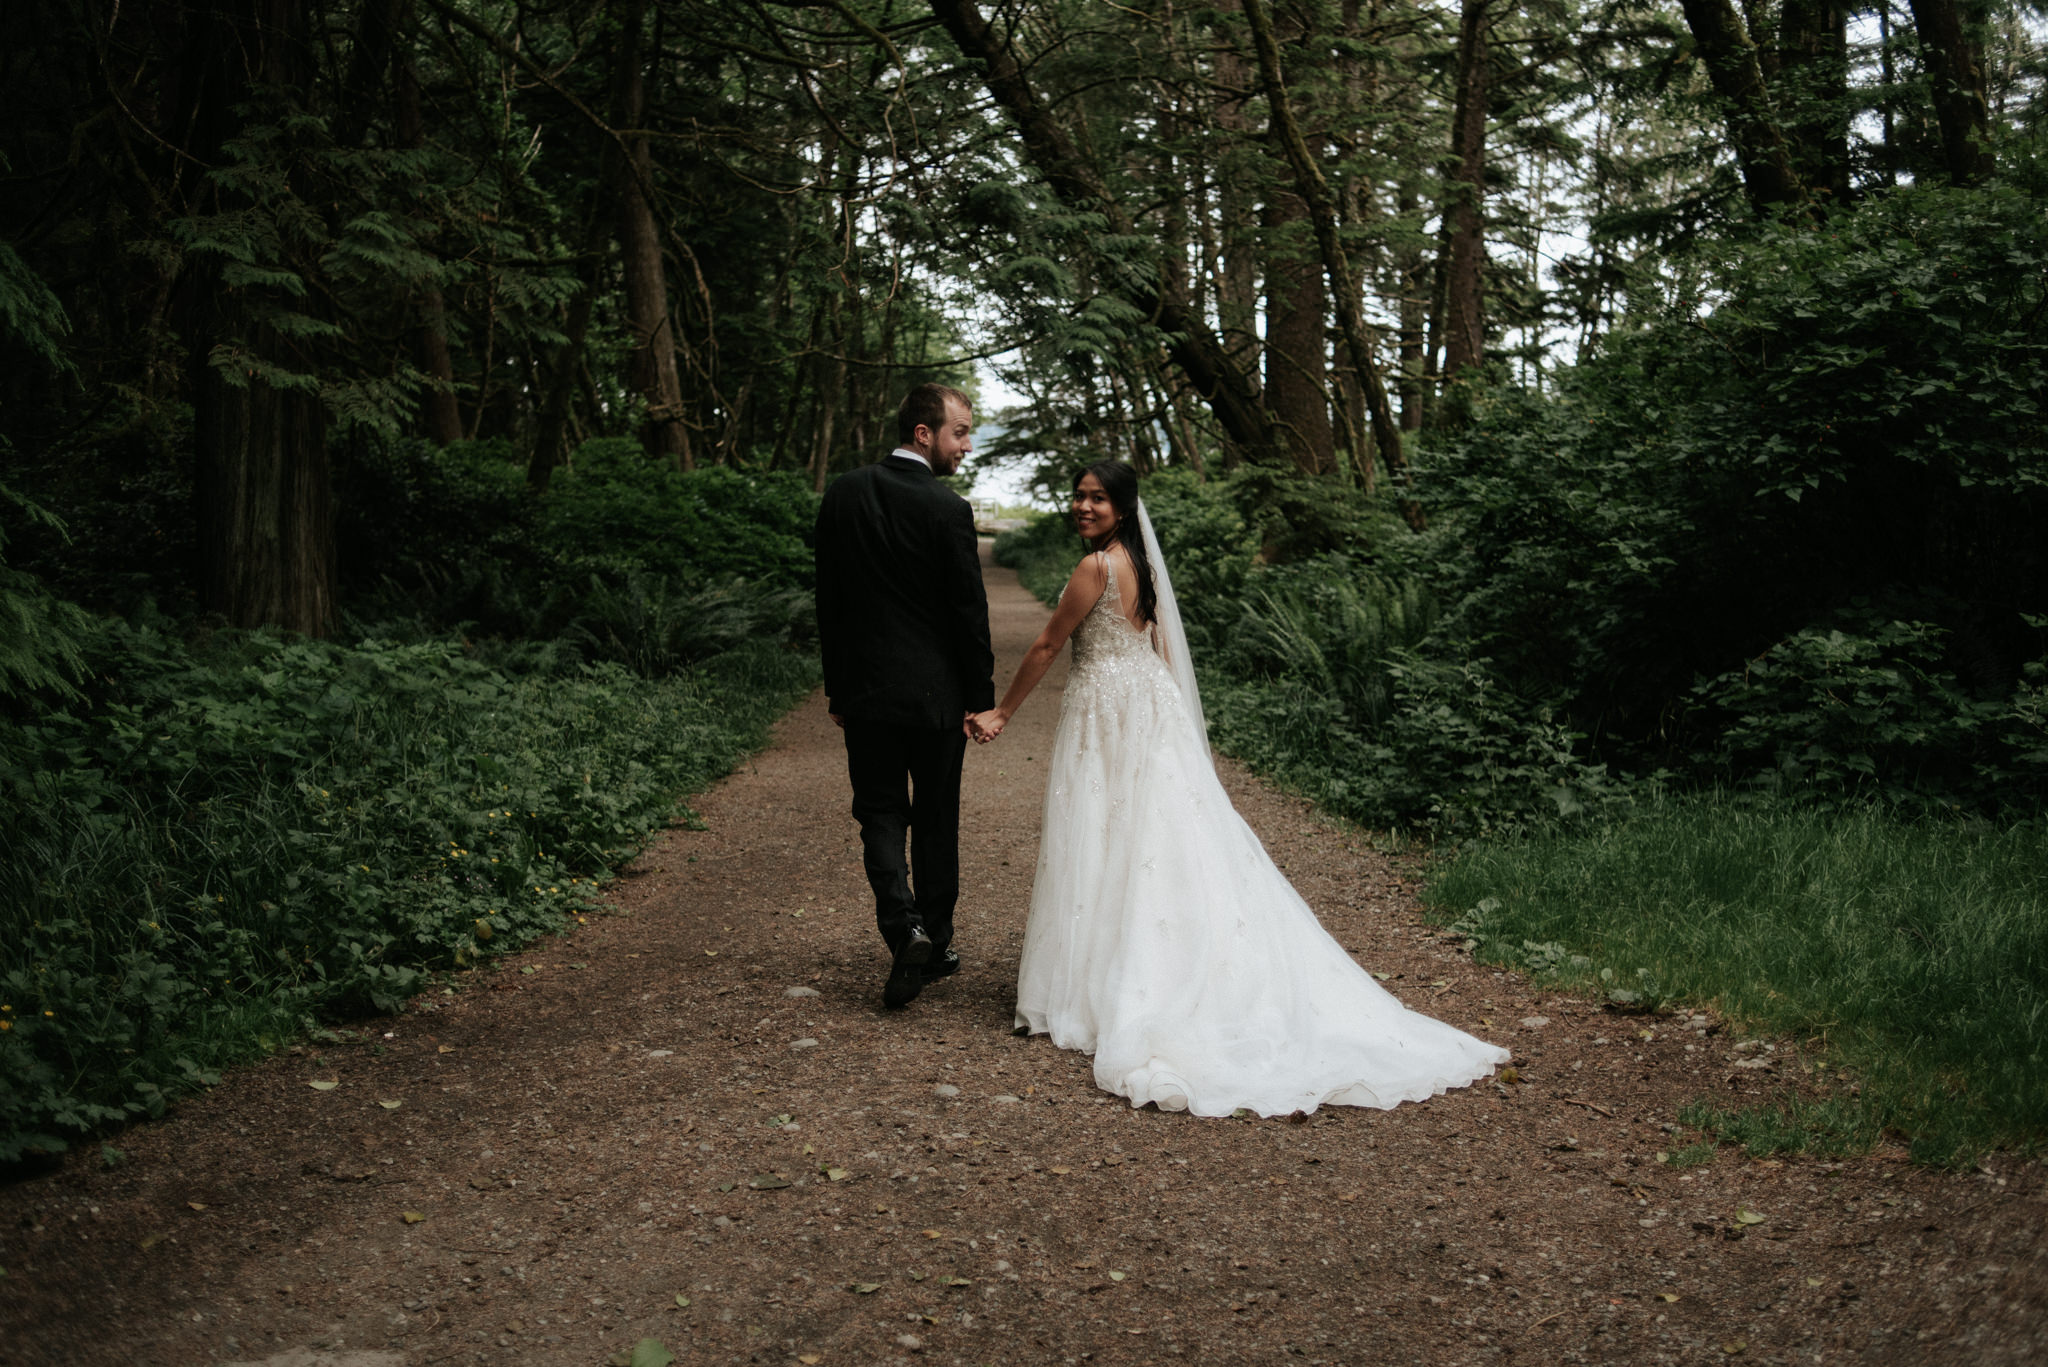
[830,712,847,729]
[967,709,1005,744]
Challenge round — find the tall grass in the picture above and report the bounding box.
[0,617,817,1162]
[1426,796,2048,1165]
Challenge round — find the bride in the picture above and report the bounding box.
[969,461,1507,1117]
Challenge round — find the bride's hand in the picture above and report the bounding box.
[968,709,1005,744]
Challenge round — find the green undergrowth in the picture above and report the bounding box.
[995,482,1633,838]
[1424,796,2048,1167]
[0,617,817,1163]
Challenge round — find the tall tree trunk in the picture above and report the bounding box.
[1441,0,1490,383]
[191,319,336,634]
[1211,1,1263,399]
[1906,0,1996,185]
[340,0,460,444]
[1263,181,1335,474]
[391,14,463,445]
[1395,187,1428,433]
[1878,2,1900,187]
[1779,0,1853,203]
[809,350,843,494]
[610,0,688,465]
[1677,0,1810,211]
[528,199,606,489]
[174,0,334,635]
[1241,0,1418,524]
[928,0,1285,468]
[413,280,464,446]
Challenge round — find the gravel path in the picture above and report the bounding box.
[3,546,2042,1367]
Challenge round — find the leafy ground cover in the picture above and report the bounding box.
[1425,796,2048,1166]
[0,619,816,1162]
[0,441,823,1163]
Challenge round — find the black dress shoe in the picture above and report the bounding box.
[922,948,961,983]
[883,926,934,1008]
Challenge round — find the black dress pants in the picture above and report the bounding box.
[842,720,968,957]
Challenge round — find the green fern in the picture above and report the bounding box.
[0,485,91,702]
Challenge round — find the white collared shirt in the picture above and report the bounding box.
[890,446,931,470]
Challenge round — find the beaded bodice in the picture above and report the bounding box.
[1068,552,1158,679]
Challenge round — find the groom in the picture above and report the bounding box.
[814,383,995,1008]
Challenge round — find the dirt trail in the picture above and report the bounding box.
[3,547,2043,1367]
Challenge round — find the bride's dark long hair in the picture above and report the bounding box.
[1075,459,1158,626]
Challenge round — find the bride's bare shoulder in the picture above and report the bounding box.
[1065,551,1109,595]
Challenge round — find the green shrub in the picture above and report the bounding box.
[0,615,817,1161]
[541,441,818,586]
[1693,604,2047,805]
[1428,182,2048,811]
[1000,474,1623,836]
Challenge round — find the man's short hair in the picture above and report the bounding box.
[897,383,972,445]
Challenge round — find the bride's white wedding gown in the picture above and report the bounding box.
[1013,553,1509,1116]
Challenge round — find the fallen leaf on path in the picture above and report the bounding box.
[1049,1166,1071,1175]
[628,1341,675,1367]
[186,1201,206,1211]
[1734,1209,1766,1226]
[401,1211,426,1224]
[1108,1271,1127,1282]
[824,1167,850,1182]
[749,1174,791,1190]
[1657,1292,1680,1303]
[308,1080,339,1091]
[941,1277,971,1287]
[137,1233,163,1251]
[848,1283,881,1295]
[437,1045,454,1054]
[378,1100,402,1110]
[798,1357,822,1365]
[673,1294,690,1308]
[921,1228,943,1238]
[1722,1341,1747,1356]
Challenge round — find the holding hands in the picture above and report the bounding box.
[964,709,1006,744]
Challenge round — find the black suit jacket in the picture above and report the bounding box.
[814,455,996,729]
